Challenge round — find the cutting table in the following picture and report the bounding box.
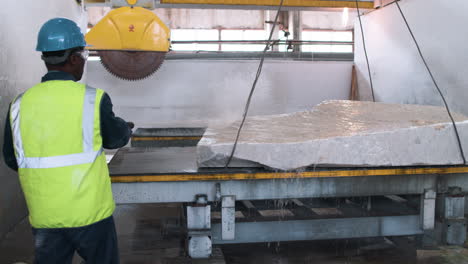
[130,128,206,148]
[109,146,468,258]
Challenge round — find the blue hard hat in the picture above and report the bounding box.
[36,18,87,52]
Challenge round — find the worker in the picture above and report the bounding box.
[2,18,133,264]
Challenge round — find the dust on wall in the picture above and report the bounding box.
[87,60,353,128]
[354,0,468,116]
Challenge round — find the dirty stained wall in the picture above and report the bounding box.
[302,10,357,30]
[87,60,353,128]
[88,7,265,29]
[354,0,468,116]
[155,9,265,29]
[88,7,356,31]
[0,0,86,240]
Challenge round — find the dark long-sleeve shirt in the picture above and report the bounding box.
[3,71,131,171]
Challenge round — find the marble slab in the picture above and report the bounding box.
[197,100,468,170]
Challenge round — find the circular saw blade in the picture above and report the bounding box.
[98,50,166,81]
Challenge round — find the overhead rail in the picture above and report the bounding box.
[167,40,354,53]
[170,40,354,45]
[159,0,375,8]
[85,0,376,9]
[88,51,354,62]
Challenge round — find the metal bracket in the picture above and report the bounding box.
[194,194,208,205]
[215,183,222,202]
[110,0,155,8]
[187,197,210,230]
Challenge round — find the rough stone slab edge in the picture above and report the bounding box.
[197,121,468,170]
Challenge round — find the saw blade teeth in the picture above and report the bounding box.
[97,50,166,81]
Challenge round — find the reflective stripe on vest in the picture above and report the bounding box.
[11,86,103,169]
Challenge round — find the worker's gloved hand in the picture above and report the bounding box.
[127,122,135,130]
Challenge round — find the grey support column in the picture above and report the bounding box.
[292,10,302,52]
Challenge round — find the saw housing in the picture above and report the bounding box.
[86,6,170,80]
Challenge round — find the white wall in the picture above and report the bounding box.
[354,0,468,115]
[0,0,86,239]
[87,60,353,127]
[155,9,265,29]
[302,10,357,30]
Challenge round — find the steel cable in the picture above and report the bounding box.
[225,0,285,167]
[395,1,466,164]
[355,0,376,102]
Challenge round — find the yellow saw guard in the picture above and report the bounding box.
[85,7,171,80]
[86,6,170,51]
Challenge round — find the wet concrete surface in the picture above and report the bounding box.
[223,239,413,264]
[1,203,468,264]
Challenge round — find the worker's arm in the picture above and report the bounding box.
[100,93,132,149]
[3,105,19,171]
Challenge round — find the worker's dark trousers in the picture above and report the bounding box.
[32,215,119,264]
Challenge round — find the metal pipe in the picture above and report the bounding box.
[158,0,375,9]
[171,40,354,45]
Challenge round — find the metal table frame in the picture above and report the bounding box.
[110,147,468,258]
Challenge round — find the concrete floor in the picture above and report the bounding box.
[1,203,468,264]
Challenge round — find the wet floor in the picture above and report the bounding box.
[1,203,467,264]
[223,239,417,264]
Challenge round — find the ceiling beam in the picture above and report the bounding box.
[85,0,106,3]
[85,0,375,9]
[159,0,375,9]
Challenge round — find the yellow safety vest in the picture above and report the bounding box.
[10,80,115,228]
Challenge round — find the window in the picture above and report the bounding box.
[170,28,353,53]
[277,31,290,52]
[301,30,353,53]
[221,29,267,52]
[171,29,219,51]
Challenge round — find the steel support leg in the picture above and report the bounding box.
[418,189,439,247]
[187,195,212,258]
[421,189,436,230]
[443,187,466,245]
[222,196,236,241]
